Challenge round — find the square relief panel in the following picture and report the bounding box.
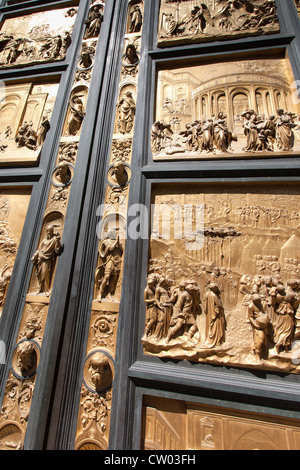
[0,187,31,319]
[142,182,300,374]
[152,55,300,160]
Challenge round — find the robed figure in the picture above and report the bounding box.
[117,91,136,134]
[31,225,62,296]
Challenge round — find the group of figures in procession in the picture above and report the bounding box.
[143,264,300,361]
[151,108,298,155]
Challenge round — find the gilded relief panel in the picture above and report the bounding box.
[0,8,76,68]
[75,0,144,450]
[158,0,279,47]
[0,81,60,165]
[142,182,300,374]
[0,189,31,320]
[142,398,300,450]
[152,56,300,160]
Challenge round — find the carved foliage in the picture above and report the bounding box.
[158,0,280,47]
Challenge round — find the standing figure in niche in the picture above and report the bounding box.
[129,5,143,33]
[203,283,226,348]
[117,91,136,134]
[68,95,85,136]
[31,224,62,296]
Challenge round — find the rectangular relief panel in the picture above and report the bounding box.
[141,397,300,450]
[157,0,280,47]
[0,187,31,320]
[142,182,300,374]
[0,7,77,69]
[152,54,300,160]
[0,80,60,165]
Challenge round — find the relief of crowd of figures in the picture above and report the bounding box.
[0,8,77,68]
[151,108,300,157]
[152,57,300,159]
[74,0,144,451]
[158,0,280,47]
[142,186,300,373]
